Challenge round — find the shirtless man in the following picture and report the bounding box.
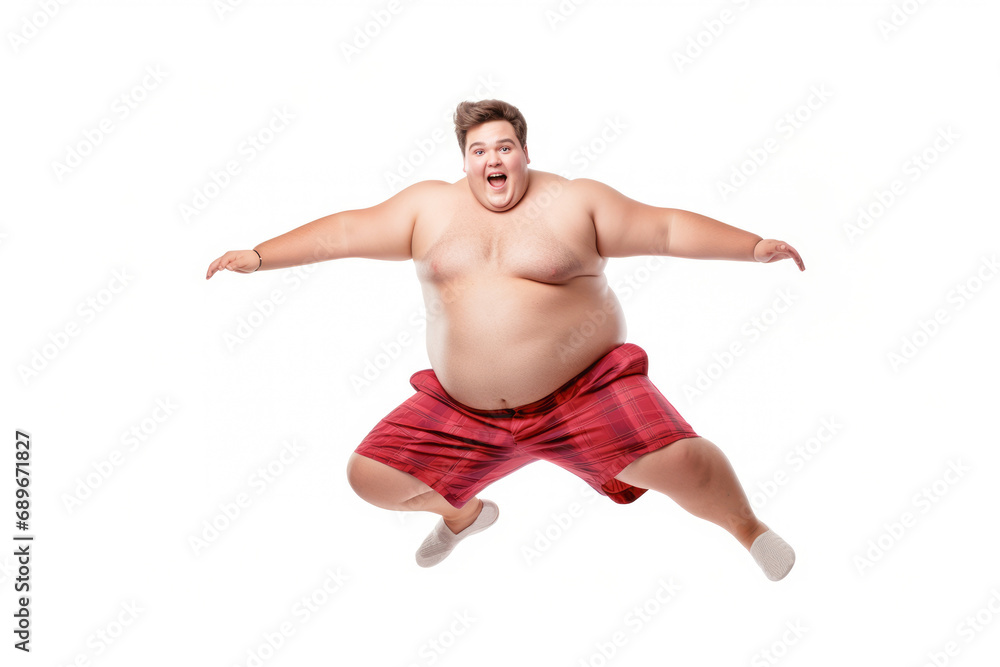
[206,99,804,581]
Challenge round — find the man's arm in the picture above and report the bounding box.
[583,178,804,270]
[253,181,435,268]
[206,181,440,279]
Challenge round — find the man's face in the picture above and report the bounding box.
[463,120,531,212]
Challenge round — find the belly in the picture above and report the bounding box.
[423,275,627,410]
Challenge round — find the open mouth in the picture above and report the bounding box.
[487,173,507,189]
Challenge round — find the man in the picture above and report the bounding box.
[206,99,804,580]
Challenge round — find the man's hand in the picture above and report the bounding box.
[753,239,805,271]
[205,249,260,279]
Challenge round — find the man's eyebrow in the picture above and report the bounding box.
[468,138,516,151]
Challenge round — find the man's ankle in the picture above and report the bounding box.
[443,498,483,534]
[737,521,769,551]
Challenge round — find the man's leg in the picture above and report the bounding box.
[613,436,795,580]
[346,452,484,534]
[613,437,767,550]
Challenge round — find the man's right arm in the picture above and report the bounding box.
[206,181,439,279]
[255,181,439,269]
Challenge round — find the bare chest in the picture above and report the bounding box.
[415,206,599,285]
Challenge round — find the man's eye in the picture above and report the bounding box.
[500,146,510,152]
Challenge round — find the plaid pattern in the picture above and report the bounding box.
[353,343,699,508]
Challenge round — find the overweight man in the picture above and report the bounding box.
[206,99,804,580]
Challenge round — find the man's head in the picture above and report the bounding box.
[454,99,531,212]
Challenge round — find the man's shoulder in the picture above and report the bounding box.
[526,169,601,198]
[527,169,572,186]
[563,176,610,192]
[387,179,456,210]
[546,175,619,209]
[399,179,456,194]
[531,172,610,194]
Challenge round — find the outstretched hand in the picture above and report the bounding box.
[754,239,805,271]
[205,249,260,279]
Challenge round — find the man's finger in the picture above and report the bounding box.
[786,247,805,271]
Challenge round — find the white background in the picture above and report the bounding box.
[3,1,999,665]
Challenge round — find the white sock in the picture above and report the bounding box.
[415,499,499,568]
[750,530,795,581]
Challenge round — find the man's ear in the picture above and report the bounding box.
[523,145,530,164]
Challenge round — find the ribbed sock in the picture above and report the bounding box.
[415,499,499,568]
[750,530,795,581]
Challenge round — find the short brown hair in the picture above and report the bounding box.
[453,99,527,155]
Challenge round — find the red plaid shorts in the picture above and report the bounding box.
[353,342,699,508]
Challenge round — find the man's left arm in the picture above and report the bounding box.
[668,209,805,271]
[584,178,805,271]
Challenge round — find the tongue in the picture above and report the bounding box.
[489,175,506,188]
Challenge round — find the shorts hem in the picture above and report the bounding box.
[595,431,701,504]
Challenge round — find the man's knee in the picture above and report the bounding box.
[345,452,431,507]
[346,452,371,495]
[671,437,715,487]
[346,452,391,499]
